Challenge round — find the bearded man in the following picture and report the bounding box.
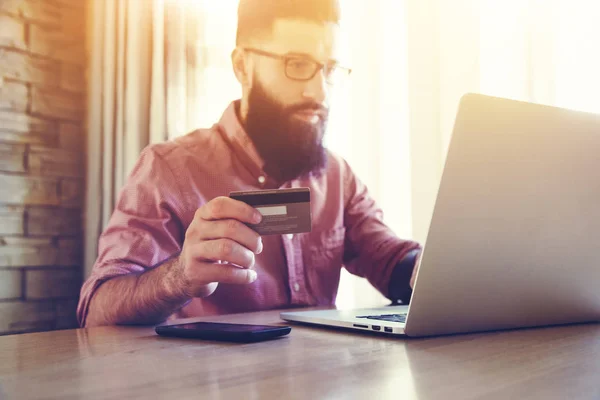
[78,0,422,327]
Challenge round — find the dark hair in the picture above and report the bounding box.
[236,0,341,45]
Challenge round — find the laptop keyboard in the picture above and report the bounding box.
[356,314,407,324]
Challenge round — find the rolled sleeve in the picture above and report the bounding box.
[77,146,186,327]
[341,160,422,298]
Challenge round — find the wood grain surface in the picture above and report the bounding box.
[1,309,599,400]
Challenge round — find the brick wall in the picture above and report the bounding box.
[0,0,85,335]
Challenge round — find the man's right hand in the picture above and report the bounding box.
[171,196,264,298]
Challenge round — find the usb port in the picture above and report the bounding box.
[353,324,368,329]
[384,327,393,333]
[372,325,381,331]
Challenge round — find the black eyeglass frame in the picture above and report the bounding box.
[243,47,352,84]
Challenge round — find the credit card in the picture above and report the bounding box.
[229,188,311,236]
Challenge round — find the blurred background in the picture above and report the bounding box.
[0,0,599,334]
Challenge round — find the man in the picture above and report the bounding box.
[77,0,422,327]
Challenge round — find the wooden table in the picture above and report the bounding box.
[1,309,599,400]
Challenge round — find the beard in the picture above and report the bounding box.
[243,80,329,182]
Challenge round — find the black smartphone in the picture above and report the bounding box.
[155,321,291,343]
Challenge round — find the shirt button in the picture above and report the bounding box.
[286,233,294,240]
[293,283,300,292]
[258,176,266,184]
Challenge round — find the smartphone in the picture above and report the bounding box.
[155,321,291,343]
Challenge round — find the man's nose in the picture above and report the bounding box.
[302,68,329,105]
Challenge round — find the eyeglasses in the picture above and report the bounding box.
[243,47,351,85]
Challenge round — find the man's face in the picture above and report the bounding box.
[242,19,342,181]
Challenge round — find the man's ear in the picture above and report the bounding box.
[231,47,253,89]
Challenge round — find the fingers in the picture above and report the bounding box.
[179,197,264,294]
[195,218,263,254]
[192,239,256,269]
[187,260,258,285]
[198,197,262,225]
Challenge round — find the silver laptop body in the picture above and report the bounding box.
[281,93,600,337]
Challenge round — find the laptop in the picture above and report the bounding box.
[281,93,600,337]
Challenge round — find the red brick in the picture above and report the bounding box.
[0,0,23,15]
[0,301,56,334]
[0,109,56,134]
[0,237,59,268]
[56,298,78,318]
[21,0,61,26]
[0,205,25,235]
[26,268,81,299]
[0,79,28,112]
[0,49,60,86]
[58,238,81,266]
[31,87,84,121]
[60,62,85,93]
[27,207,81,236]
[52,0,84,9]
[55,298,79,329]
[59,179,83,208]
[0,175,60,206]
[0,111,58,146]
[0,0,62,25]
[0,131,57,146]
[60,5,85,36]
[28,146,83,178]
[0,143,26,172]
[0,270,23,300]
[0,269,22,300]
[59,122,84,151]
[0,14,26,49]
[29,24,85,65]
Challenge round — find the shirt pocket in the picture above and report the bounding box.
[305,226,346,305]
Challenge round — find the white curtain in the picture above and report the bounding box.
[84,0,208,277]
[332,0,600,308]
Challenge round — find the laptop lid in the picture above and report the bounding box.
[404,93,600,337]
